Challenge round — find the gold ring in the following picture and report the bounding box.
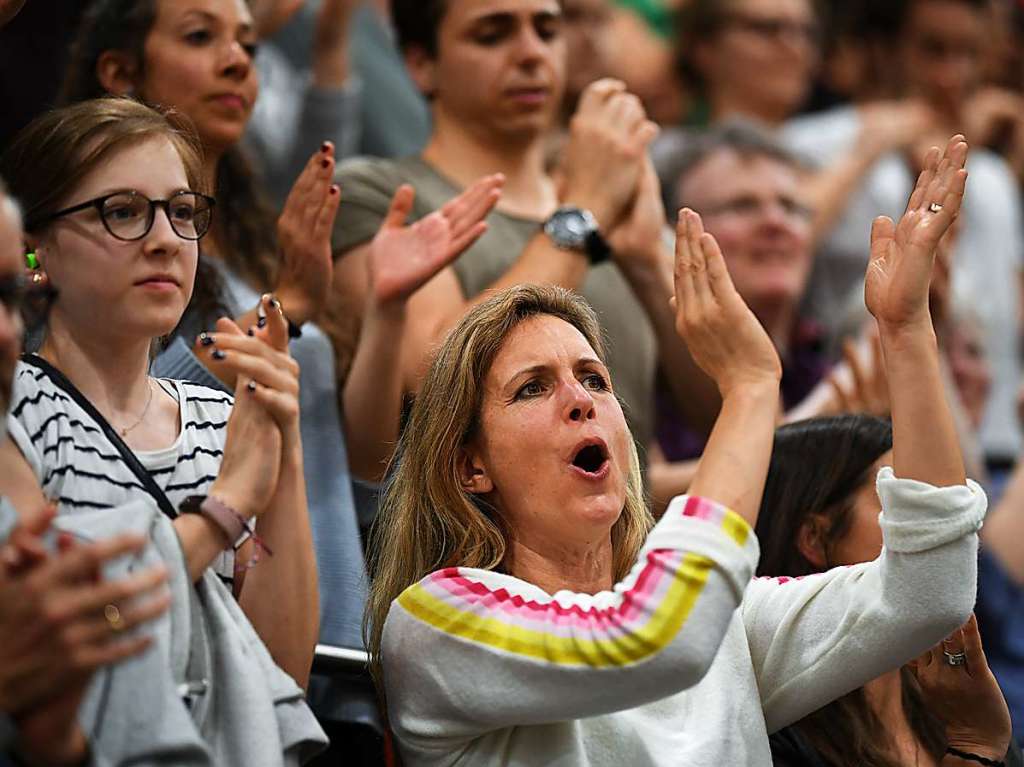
[104,603,125,632]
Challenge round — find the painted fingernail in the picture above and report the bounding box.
[247,381,257,393]
[271,297,282,311]
[199,333,214,347]
[320,141,330,153]
[257,316,267,329]
[247,327,255,337]
[330,184,339,195]
[212,349,226,361]
[321,158,330,169]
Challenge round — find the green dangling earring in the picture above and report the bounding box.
[25,251,39,270]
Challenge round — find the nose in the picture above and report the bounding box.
[514,26,550,66]
[220,40,253,80]
[563,379,596,423]
[143,205,182,258]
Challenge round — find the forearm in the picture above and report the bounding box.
[881,320,966,486]
[172,514,237,584]
[239,445,319,688]
[619,250,721,435]
[688,382,780,527]
[342,301,406,481]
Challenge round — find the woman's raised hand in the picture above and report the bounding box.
[864,135,968,332]
[672,208,781,397]
[275,143,343,326]
[368,176,503,306]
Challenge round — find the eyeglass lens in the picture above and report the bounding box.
[101,192,212,241]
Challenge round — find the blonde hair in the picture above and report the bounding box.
[364,284,653,692]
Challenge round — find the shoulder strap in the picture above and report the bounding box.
[20,354,179,521]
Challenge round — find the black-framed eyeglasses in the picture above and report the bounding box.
[43,190,216,242]
[0,273,59,331]
[725,13,820,46]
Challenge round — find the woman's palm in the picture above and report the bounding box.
[865,136,968,328]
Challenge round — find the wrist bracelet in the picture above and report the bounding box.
[946,746,1006,766]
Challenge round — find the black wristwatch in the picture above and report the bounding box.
[543,207,612,265]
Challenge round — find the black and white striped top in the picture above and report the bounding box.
[6,361,237,580]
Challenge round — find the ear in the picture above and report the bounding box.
[404,46,438,99]
[796,515,829,570]
[96,50,140,96]
[457,446,494,495]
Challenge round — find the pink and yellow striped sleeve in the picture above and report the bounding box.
[383,495,760,735]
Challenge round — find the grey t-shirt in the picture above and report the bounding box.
[333,155,658,454]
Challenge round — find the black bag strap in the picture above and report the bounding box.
[21,353,179,521]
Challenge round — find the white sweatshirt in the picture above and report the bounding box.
[382,469,986,766]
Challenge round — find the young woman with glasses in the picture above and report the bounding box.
[0,98,330,764]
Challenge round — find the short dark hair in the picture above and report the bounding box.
[659,119,809,213]
[391,0,448,56]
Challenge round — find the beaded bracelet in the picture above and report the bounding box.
[946,746,1006,766]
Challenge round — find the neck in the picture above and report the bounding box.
[202,146,225,259]
[39,315,152,415]
[422,111,557,219]
[506,532,614,595]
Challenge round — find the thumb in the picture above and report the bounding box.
[870,216,896,252]
[383,185,415,229]
[215,316,246,337]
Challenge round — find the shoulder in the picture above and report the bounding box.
[334,155,410,200]
[781,105,860,163]
[170,380,233,436]
[7,361,87,441]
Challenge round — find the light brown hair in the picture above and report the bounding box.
[1,97,206,234]
[364,284,653,695]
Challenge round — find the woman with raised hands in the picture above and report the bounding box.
[363,135,986,766]
[0,97,326,764]
[60,0,503,654]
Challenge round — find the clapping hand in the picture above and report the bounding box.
[865,135,968,332]
[672,209,781,397]
[275,143,343,327]
[368,176,503,306]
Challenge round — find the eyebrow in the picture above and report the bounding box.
[503,356,606,389]
[467,8,562,26]
[179,8,254,34]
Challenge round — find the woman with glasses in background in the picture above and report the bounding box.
[0,97,327,765]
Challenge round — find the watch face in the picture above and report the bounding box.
[546,208,595,250]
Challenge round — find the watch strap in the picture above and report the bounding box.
[584,230,612,265]
[180,495,247,548]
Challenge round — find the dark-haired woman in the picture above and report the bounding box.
[62,0,502,654]
[757,415,1022,767]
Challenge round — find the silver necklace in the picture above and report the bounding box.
[119,379,155,437]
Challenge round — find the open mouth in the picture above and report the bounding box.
[571,442,609,477]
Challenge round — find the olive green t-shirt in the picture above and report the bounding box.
[333,156,657,454]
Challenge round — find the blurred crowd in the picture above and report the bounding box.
[1,0,1024,765]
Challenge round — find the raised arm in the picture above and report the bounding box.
[742,136,983,733]
[672,209,782,526]
[343,177,502,482]
[865,135,969,487]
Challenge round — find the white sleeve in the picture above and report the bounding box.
[743,467,986,733]
[383,496,759,745]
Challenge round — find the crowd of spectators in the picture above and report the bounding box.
[1,0,1024,765]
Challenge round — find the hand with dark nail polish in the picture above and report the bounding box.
[212,349,226,361]
[199,333,215,347]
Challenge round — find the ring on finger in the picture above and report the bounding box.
[929,202,944,213]
[943,649,967,666]
[104,603,126,632]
